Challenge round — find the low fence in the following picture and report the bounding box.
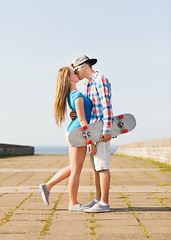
[116,138,171,164]
[0,144,34,157]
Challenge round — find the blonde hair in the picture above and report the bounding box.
[54,67,71,126]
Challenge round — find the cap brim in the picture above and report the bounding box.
[85,58,97,66]
[71,58,97,68]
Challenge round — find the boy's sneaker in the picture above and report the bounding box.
[84,202,111,213]
[39,184,50,206]
[69,203,89,212]
[85,200,97,208]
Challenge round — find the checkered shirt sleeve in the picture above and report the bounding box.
[85,72,114,134]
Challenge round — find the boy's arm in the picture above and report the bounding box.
[69,106,77,121]
[69,110,77,121]
[95,76,114,138]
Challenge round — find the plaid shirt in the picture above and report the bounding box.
[84,71,114,134]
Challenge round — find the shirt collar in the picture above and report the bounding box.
[89,71,99,82]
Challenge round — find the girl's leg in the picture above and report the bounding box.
[46,166,71,192]
[68,146,87,205]
[40,165,71,206]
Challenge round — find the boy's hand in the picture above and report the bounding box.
[70,111,77,120]
[89,143,96,155]
[100,133,111,142]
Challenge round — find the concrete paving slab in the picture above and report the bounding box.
[1,185,171,193]
[0,234,40,240]
[0,154,171,240]
[0,167,162,172]
[142,220,171,233]
[96,233,147,240]
[150,233,171,240]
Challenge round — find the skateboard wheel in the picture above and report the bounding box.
[87,140,92,145]
[123,129,128,133]
[119,114,124,119]
[82,126,87,130]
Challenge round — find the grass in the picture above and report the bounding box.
[0,193,33,226]
[120,193,153,240]
[116,154,171,171]
[140,158,171,171]
[39,193,63,238]
[151,193,171,210]
[89,172,98,240]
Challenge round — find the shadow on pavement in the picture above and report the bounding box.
[55,207,170,212]
[110,207,170,212]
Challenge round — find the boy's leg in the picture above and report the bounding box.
[94,170,101,201]
[84,168,111,212]
[90,141,110,203]
[99,169,110,204]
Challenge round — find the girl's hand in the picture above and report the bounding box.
[89,143,96,155]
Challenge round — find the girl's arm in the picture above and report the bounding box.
[75,97,96,155]
[75,97,88,127]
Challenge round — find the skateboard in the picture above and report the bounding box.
[68,113,136,147]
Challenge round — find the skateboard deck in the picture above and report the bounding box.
[68,113,136,147]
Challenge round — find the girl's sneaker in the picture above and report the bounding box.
[39,184,50,206]
[69,203,88,211]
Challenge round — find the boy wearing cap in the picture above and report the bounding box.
[71,55,114,213]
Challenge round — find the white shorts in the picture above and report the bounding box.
[90,141,110,171]
[65,131,71,146]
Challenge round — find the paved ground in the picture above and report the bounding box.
[0,154,170,240]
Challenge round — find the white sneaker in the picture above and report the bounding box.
[85,200,98,208]
[69,203,89,212]
[84,202,111,213]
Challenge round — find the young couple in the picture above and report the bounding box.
[39,54,114,213]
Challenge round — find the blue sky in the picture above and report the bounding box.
[0,0,170,146]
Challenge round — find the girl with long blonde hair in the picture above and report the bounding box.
[54,67,70,127]
[40,67,96,211]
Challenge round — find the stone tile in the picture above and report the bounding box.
[0,154,170,240]
[96,233,147,240]
[142,220,171,233]
[150,233,171,240]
